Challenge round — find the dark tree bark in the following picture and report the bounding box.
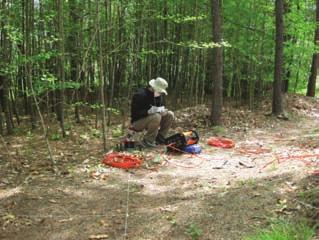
[307,0,319,97]
[25,0,36,129]
[97,0,107,151]
[0,76,5,134]
[282,1,292,93]
[68,0,81,122]
[20,0,27,116]
[0,0,5,135]
[272,0,284,115]
[210,0,223,125]
[111,1,127,101]
[0,82,3,134]
[0,0,13,134]
[56,0,66,136]
[2,77,13,134]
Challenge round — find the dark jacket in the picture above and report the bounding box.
[131,87,164,123]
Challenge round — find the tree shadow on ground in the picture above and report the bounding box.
[1,170,317,240]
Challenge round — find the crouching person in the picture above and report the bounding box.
[130,77,174,148]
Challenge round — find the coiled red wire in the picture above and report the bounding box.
[102,152,142,169]
[207,137,235,148]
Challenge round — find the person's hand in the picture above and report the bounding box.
[157,106,168,116]
[147,106,159,114]
[157,106,166,113]
[160,110,168,116]
[148,106,167,115]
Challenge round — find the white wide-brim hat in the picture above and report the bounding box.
[149,77,168,95]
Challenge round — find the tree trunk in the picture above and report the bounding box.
[20,0,27,116]
[0,103,3,135]
[0,76,13,135]
[272,0,284,115]
[97,0,107,151]
[307,0,319,97]
[56,0,66,136]
[68,0,78,117]
[0,0,13,134]
[210,0,223,126]
[0,0,5,134]
[282,1,293,93]
[25,0,36,129]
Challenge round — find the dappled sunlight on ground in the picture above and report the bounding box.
[0,187,22,200]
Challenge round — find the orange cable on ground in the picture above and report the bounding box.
[261,153,319,170]
[277,153,319,161]
[102,152,142,169]
[207,137,235,148]
[237,146,271,155]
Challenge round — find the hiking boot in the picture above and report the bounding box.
[141,138,157,148]
[155,134,166,145]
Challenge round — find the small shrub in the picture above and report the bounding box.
[185,223,203,240]
[111,127,123,138]
[50,133,61,141]
[90,128,101,138]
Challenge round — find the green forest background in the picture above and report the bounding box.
[0,0,318,136]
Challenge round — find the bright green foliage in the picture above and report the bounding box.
[33,74,80,96]
[185,223,203,240]
[111,125,123,137]
[50,133,61,141]
[156,13,207,23]
[176,41,231,49]
[90,104,103,110]
[0,0,318,131]
[296,86,319,95]
[2,0,317,98]
[106,107,121,115]
[223,0,317,101]
[90,128,101,138]
[244,220,315,240]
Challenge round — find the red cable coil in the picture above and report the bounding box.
[102,152,142,169]
[207,137,235,148]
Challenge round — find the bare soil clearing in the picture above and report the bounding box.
[0,94,318,240]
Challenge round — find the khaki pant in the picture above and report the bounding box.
[132,111,174,143]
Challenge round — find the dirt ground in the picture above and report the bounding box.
[0,94,318,240]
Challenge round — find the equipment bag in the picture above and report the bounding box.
[165,130,199,151]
